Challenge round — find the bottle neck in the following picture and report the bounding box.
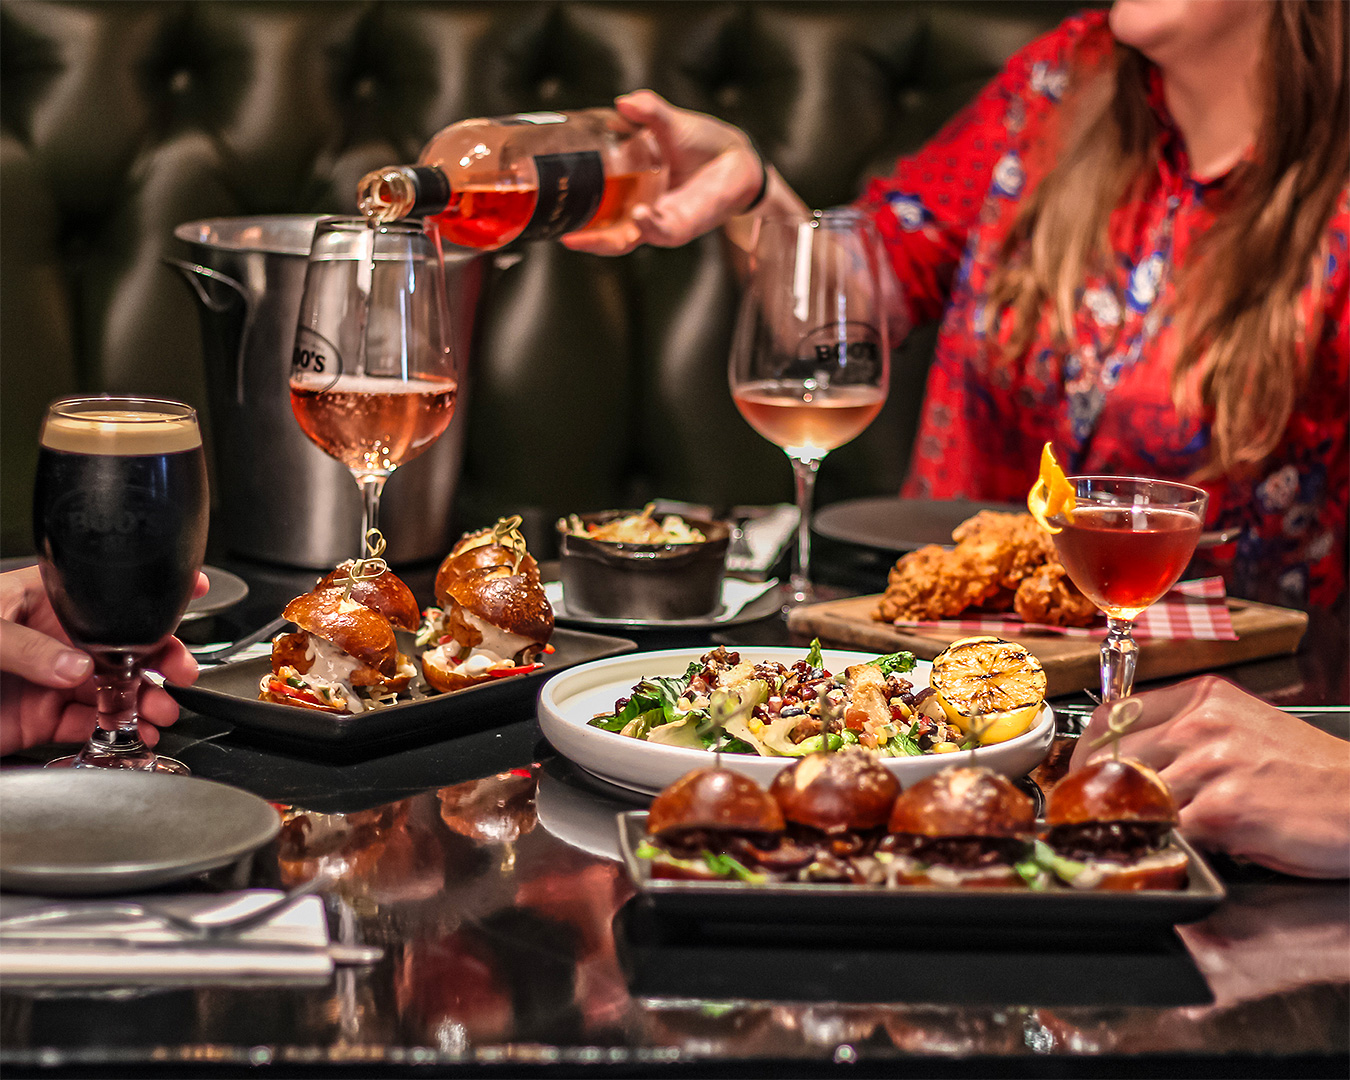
[357,165,452,224]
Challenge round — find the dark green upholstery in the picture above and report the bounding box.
[1,0,1085,559]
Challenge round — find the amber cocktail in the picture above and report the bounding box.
[1047,476,1207,701]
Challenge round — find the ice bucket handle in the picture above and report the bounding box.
[163,258,254,406]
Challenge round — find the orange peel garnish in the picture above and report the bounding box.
[1027,442,1076,534]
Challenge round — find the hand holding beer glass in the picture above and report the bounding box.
[32,397,209,772]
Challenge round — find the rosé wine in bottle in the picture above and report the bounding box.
[731,380,886,460]
[357,109,667,250]
[290,372,458,476]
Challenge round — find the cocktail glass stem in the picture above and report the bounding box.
[788,455,821,603]
[356,473,388,554]
[1100,616,1140,702]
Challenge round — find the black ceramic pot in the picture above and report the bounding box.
[558,512,730,620]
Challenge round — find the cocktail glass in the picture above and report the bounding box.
[1048,476,1208,701]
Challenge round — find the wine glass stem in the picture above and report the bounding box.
[1100,616,1140,702]
[356,474,388,553]
[788,455,821,600]
[74,658,154,769]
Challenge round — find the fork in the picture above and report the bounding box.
[0,869,335,941]
[189,615,289,664]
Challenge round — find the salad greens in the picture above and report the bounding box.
[587,641,926,758]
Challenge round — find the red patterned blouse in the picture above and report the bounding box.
[857,10,1349,608]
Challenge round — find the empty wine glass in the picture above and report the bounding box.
[33,397,209,772]
[290,217,459,556]
[728,209,893,604]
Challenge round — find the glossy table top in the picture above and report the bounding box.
[2,554,1346,1077]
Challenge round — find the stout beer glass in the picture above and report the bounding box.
[33,397,209,772]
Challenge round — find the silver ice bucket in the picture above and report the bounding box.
[170,215,482,569]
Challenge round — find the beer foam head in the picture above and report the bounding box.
[41,403,201,455]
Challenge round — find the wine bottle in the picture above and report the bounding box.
[357,108,667,250]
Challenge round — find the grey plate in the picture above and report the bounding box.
[812,498,1024,554]
[0,559,249,625]
[165,628,636,749]
[180,565,250,622]
[617,812,1226,927]
[0,771,280,896]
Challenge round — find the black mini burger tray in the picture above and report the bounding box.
[616,812,1226,928]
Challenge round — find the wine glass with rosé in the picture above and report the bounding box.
[1031,454,1208,701]
[290,217,458,556]
[729,209,893,604]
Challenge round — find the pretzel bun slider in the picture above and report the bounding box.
[768,748,901,882]
[1040,758,1189,891]
[640,767,787,881]
[316,560,420,632]
[881,766,1036,887]
[260,587,406,714]
[418,517,554,694]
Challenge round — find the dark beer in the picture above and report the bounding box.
[33,402,209,655]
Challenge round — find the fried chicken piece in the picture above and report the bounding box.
[875,510,1069,624]
[951,511,1058,588]
[874,544,1000,621]
[1014,561,1098,627]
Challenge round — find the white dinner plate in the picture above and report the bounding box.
[537,646,1055,796]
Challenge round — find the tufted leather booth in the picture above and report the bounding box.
[1,0,1086,560]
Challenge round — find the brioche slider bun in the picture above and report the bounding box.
[281,588,397,676]
[647,767,786,839]
[316,562,420,632]
[768,748,900,834]
[884,766,1035,887]
[1043,757,1188,891]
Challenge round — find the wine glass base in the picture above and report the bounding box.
[45,754,189,774]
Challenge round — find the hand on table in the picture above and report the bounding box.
[0,565,207,756]
[561,90,798,256]
[1069,675,1350,879]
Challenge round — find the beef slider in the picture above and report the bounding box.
[768,749,901,881]
[316,561,420,632]
[882,766,1035,887]
[1043,758,1189,891]
[643,767,788,881]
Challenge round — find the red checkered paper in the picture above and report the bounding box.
[891,577,1237,641]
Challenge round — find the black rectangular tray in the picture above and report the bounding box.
[617,812,1226,929]
[165,628,635,749]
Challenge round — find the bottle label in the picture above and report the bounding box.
[503,112,568,126]
[519,151,604,242]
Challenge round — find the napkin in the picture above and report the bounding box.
[0,891,333,986]
[889,577,1238,641]
[726,503,799,577]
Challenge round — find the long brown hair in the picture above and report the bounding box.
[987,0,1348,479]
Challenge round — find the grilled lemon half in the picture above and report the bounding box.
[929,636,1047,745]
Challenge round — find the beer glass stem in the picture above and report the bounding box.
[74,658,156,770]
[787,455,821,603]
[1100,616,1140,702]
[356,473,387,553]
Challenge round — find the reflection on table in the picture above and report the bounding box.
[1,550,1345,1076]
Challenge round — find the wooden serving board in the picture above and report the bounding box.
[786,594,1309,698]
